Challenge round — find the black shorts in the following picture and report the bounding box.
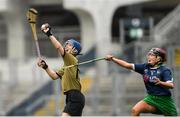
[63,90,85,116]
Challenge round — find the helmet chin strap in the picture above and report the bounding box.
[147,61,162,68]
[147,63,153,67]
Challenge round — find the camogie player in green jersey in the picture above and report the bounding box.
[105,48,178,116]
[37,23,85,116]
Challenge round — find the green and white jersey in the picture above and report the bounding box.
[56,52,81,93]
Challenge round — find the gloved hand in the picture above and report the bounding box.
[37,59,48,70]
[41,23,52,37]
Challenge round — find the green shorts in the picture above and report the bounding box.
[143,94,178,116]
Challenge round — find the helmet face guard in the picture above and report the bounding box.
[148,48,166,63]
[64,39,82,55]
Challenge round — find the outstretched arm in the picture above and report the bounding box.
[41,23,65,56]
[105,55,134,70]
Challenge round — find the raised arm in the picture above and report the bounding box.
[41,23,65,56]
[105,55,133,70]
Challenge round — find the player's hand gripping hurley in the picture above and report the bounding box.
[26,8,41,58]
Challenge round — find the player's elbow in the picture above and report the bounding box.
[56,47,65,56]
[51,76,58,80]
[55,44,61,50]
[167,82,174,89]
[49,72,59,80]
[169,83,174,89]
[124,63,133,70]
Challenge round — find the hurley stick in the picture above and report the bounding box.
[26,8,41,58]
[63,57,106,69]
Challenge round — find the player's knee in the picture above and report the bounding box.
[131,107,140,116]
